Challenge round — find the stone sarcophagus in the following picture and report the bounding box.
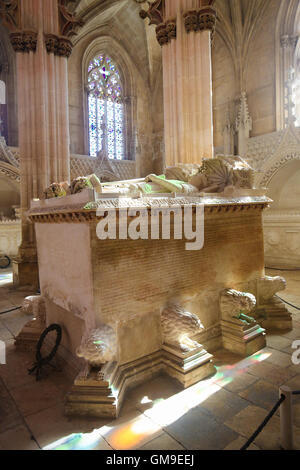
[24,180,287,418]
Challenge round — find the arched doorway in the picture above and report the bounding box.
[0,165,21,257]
[264,158,300,268]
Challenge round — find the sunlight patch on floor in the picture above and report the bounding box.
[0,270,12,286]
[43,350,272,450]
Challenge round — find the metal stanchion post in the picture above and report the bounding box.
[280,385,294,450]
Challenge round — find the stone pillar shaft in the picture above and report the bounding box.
[16,0,70,257]
[162,0,215,166]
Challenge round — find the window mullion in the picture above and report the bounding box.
[96,96,99,154]
[114,101,116,160]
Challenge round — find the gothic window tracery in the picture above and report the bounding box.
[87,54,125,159]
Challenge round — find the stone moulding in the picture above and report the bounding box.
[27,200,270,224]
[10,30,38,53]
[44,33,73,58]
[0,160,20,182]
[183,6,217,38]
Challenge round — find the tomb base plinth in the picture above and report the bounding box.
[65,344,215,418]
[65,353,164,418]
[14,317,45,352]
[162,343,215,388]
[256,297,292,331]
[12,258,39,289]
[221,318,266,356]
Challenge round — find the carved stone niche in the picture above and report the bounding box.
[10,31,38,53]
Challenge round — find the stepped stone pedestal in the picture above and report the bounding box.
[256,297,292,331]
[221,318,266,356]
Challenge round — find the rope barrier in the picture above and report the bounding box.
[240,394,286,450]
[0,306,22,315]
[265,266,300,272]
[275,294,300,311]
[241,388,300,450]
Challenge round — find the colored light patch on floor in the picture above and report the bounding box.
[43,350,271,450]
[212,351,272,387]
[0,272,12,286]
[100,416,162,450]
[44,430,105,451]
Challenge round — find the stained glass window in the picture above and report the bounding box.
[87,54,125,159]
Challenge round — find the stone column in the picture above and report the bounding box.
[0,0,82,286]
[140,0,216,167]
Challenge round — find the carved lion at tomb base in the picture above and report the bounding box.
[257,275,286,303]
[76,325,117,367]
[161,302,204,352]
[220,289,257,325]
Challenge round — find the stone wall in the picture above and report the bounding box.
[0,220,21,256]
[90,210,265,329]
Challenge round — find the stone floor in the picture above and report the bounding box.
[1,268,300,450]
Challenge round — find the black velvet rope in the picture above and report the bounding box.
[240,394,286,450]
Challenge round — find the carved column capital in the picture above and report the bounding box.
[183,9,198,33]
[183,6,216,38]
[155,20,176,46]
[166,19,176,41]
[45,33,73,58]
[10,30,38,53]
